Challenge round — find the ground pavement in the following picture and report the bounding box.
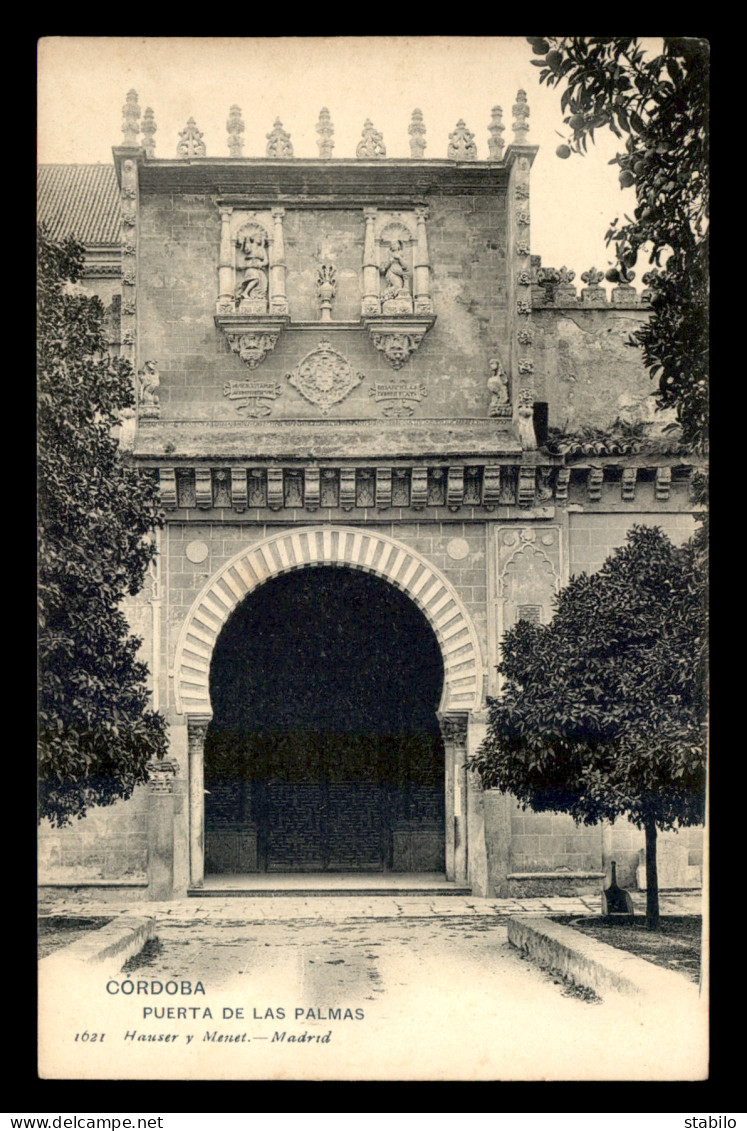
[38,888,706,1081]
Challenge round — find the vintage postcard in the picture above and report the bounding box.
[37,36,709,1081]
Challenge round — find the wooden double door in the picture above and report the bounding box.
[205,727,445,873]
[259,779,384,872]
[254,730,386,871]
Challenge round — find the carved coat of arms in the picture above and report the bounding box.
[286,339,364,414]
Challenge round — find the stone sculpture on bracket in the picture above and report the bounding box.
[214,209,290,364]
[514,389,537,451]
[487,357,511,417]
[138,360,160,418]
[286,339,364,414]
[362,210,436,368]
[235,224,269,313]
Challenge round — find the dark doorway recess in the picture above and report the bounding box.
[205,565,445,873]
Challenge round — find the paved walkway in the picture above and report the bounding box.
[39,888,702,922]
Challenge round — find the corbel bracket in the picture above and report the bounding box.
[215,313,290,369]
[364,315,436,370]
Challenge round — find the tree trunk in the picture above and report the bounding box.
[645,818,659,930]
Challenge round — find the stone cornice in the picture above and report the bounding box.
[133,418,521,460]
[114,150,514,200]
[141,459,700,514]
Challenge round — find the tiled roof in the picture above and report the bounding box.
[37,164,121,246]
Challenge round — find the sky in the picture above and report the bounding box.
[37,36,645,284]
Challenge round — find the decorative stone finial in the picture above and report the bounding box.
[266,118,293,158]
[447,120,477,160]
[176,117,206,158]
[227,105,245,157]
[512,89,530,143]
[316,263,337,320]
[121,89,141,146]
[536,266,560,304]
[356,120,386,159]
[141,108,157,158]
[409,109,426,158]
[316,108,334,158]
[488,106,505,160]
[581,267,605,287]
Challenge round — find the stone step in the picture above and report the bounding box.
[188,885,472,898]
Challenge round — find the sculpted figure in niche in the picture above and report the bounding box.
[235,227,269,303]
[381,240,410,299]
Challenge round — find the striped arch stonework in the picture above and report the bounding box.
[173,526,484,715]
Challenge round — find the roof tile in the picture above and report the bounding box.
[37,164,121,246]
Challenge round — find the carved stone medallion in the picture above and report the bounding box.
[286,339,364,414]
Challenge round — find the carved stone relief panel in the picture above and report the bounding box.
[497,526,561,631]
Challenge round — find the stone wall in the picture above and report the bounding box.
[137,193,509,423]
[38,787,149,884]
[509,801,602,873]
[533,306,652,433]
[569,511,696,577]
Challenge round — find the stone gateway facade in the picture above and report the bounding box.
[38,94,704,901]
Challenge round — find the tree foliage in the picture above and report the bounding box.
[527,37,709,450]
[37,225,168,826]
[467,526,707,923]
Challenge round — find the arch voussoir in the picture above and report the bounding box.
[173,526,484,716]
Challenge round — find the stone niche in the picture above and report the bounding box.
[497,526,561,629]
[361,209,436,369]
[214,207,290,368]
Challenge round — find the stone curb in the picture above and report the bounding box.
[507,915,701,1001]
[39,915,156,973]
